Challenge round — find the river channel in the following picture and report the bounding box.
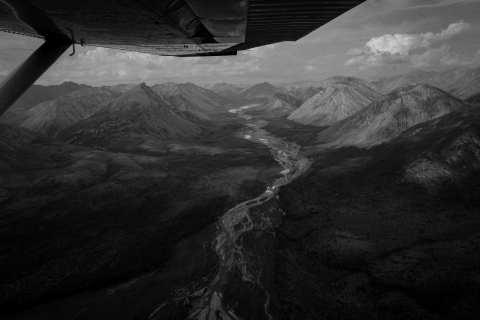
[150,106,312,320]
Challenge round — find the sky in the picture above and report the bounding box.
[1,0,480,86]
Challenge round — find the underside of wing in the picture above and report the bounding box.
[0,0,366,56]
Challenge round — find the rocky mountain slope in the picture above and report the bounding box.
[151,82,229,113]
[58,84,208,150]
[0,82,91,126]
[237,82,280,101]
[19,88,116,137]
[103,83,137,93]
[285,86,323,101]
[166,94,211,121]
[203,83,244,95]
[288,78,381,126]
[254,92,303,116]
[446,67,480,98]
[316,84,469,147]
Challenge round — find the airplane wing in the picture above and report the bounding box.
[0,0,365,56]
[0,0,365,115]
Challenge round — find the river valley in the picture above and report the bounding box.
[148,106,312,320]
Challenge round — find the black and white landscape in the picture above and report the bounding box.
[1,64,480,320]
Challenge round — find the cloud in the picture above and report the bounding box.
[35,45,274,85]
[145,61,165,70]
[195,57,225,65]
[440,48,480,66]
[346,48,365,56]
[344,21,471,69]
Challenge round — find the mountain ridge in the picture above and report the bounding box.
[19,88,116,136]
[151,82,229,113]
[316,84,470,148]
[57,83,208,150]
[288,77,382,126]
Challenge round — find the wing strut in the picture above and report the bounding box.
[0,40,71,117]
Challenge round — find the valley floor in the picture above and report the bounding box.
[1,111,480,320]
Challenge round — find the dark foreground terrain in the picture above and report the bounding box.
[0,113,284,319]
[1,106,480,319]
[267,111,480,319]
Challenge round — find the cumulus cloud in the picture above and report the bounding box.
[36,46,267,85]
[344,21,472,69]
[145,60,165,70]
[346,48,365,56]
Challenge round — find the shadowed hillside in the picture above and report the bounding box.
[151,82,229,113]
[0,120,282,318]
[273,107,480,320]
[19,88,116,136]
[58,84,209,150]
[0,82,92,126]
[0,123,41,172]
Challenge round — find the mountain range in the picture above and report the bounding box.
[9,81,91,112]
[285,86,324,101]
[2,65,480,320]
[253,92,303,116]
[373,67,480,98]
[201,83,245,101]
[316,84,470,147]
[58,84,210,150]
[236,82,280,101]
[103,83,137,93]
[151,82,229,113]
[1,66,479,153]
[288,77,382,126]
[1,82,92,126]
[19,88,117,136]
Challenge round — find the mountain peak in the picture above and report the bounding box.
[392,83,444,95]
[317,84,469,148]
[254,82,274,87]
[115,83,160,104]
[288,80,381,126]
